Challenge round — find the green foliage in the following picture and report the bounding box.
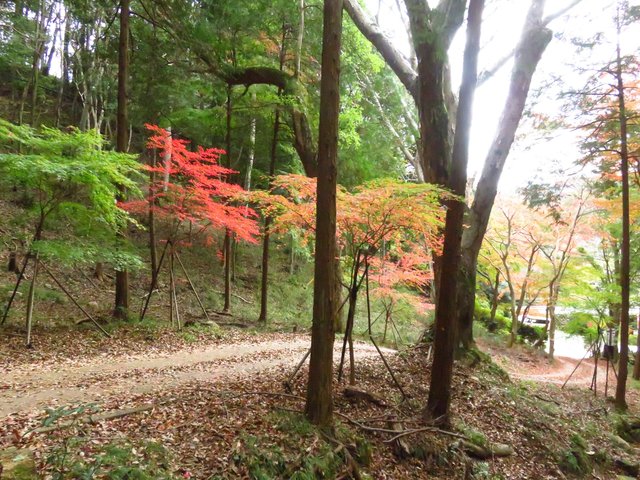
[0,119,142,268]
[474,299,511,334]
[558,434,592,476]
[230,433,341,480]
[563,312,601,344]
[517,324,548,345]
[43,404,177,479]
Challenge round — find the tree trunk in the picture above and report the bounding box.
[295,0,305,78]
[508,282,518,347]
[633,310,640,380]
[148,150,158,289]
[223,86,233,313]
[615,34,630,410]
[258,99,281,323]
[305,0,343,429]
[55,13,69,127]
[114,0,130,320]
[547,283,559,361]
[425,0,484,425]
[489,269,500,323]
[457,0,551,349]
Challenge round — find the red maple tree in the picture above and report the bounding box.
[123,124,259,245]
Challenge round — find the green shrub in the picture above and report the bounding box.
[517,324,547,345]
[474,300,511,334]
[558,434,591,476]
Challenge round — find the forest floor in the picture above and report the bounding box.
[1,325,639,479]
[481,337,640,403]
[0,330,392,418]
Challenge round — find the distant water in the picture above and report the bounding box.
[547,330,638,359]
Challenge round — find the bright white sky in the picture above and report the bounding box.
[365,0,640,193]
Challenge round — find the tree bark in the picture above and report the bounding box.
[223,86,233,314]
[258,98,281,323]
[425,0,484,425]
[489,269,500,323]
[148,150,158,289]
[114,0,130,320]
[305,0,343,429]
[615,32,630,410]
[457,0,551,349]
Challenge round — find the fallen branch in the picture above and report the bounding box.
[344,386,387,407]
[383,426,467,444]
[461,440,514,459]
[206,389,305,402]
[27,404,156,436]
[212,290,253,304]
[532,393,561,406]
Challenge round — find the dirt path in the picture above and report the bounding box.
[481,338,624,392]
[1,336,392,418]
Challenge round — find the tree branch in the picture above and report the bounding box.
[344,0,418,99]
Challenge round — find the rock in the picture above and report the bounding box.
[614,457,640,477]
[462,440,514,459]
[617,416,640,444]
[609,434,632,451]
[44,283,53,289]
[0,447,37,479]
[88,301,99,309]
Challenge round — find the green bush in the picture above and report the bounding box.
[474,300,511,334]
[558,434,591,476]
[517,324,547,345]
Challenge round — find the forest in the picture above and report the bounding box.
[0,0,639,478]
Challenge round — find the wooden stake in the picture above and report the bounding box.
[40,262,110,338]
[174,250,210,322]
[169,251,175,328]
[25,254,39,347]
[139,239,170,321]
[1,254,30,325]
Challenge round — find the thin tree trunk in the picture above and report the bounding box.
[305,0,343,429]
[425,0,484,425]
[114,0,130,320]
[489,269,500,323]
[223,86,233,314]
[295,0,305,78]
[547,284,558,361]
[148,150,158,288]
[258,101,281,323]
[457,0,551,350]
[258,25,287,323]
[55,13,69,127]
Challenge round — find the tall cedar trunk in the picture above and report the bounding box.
[223,87,233,313]
[457,0,551,349]
[615,36,630,410]
[258,101,281,323]
[113,0,130,319]
[305,0,342,428]
[425,0,484,424]
[633,311,640,380]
